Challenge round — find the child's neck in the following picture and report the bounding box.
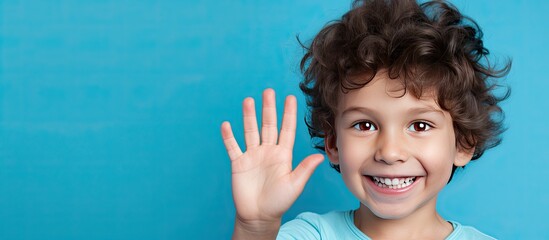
[353,200,453,239]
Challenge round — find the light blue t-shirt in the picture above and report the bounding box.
[277,211,495,240]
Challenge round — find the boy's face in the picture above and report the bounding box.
[325,71,473,219]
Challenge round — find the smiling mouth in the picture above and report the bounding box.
[370,176,417,189]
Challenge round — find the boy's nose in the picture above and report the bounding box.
[374,130,409,165]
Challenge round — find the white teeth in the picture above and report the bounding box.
[372,176,416,189]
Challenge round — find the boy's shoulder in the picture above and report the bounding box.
[278,210,370,239]
[278,211,496,240]
[447,221,496,240]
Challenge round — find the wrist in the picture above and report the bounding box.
[233,217,281,240]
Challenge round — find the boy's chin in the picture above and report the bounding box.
[362,203,417,220]
[371,209,411,220]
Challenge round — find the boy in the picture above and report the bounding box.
[221,0,510,239]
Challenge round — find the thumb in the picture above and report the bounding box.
[290,154,324,192]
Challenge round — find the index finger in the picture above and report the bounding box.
[278,95,297,149]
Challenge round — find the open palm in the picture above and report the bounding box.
[221,89,324,224]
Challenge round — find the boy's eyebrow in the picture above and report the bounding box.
[340,106,375,117]
[407,106,445,116]
[341,106,445,118]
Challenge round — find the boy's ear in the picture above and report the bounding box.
[454,147,475,167]
[325,134,340,165]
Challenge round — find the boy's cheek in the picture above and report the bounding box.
[337,139,376,163]
[413,140,453,161]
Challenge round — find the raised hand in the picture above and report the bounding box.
[221,89,324,238]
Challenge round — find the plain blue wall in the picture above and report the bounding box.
[1,0,547,239]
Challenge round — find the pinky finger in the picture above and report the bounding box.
[221,121,243,161]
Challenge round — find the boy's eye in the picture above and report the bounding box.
[408,122,432,132]
[352,121,377,131]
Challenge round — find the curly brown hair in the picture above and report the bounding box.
[299,0,511,178]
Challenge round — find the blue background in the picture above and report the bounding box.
[1,0,547,239]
